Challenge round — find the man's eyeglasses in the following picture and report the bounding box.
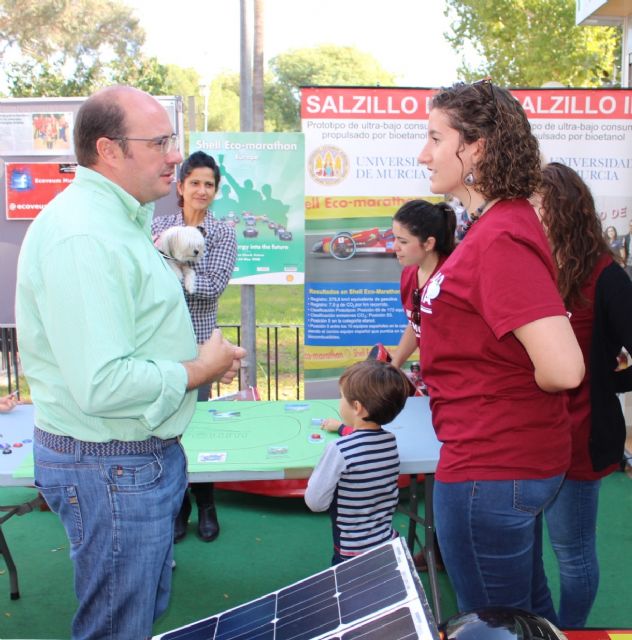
[108,133,179,155]
[411,288,421,326]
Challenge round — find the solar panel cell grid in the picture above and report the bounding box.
[277,572,339,639]
[159,616,218,640]
[340,607,420,639]
[153,539,438,640]
[337,546,406,624]
[216,594,276,640]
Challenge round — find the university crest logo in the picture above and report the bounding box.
[308,145,349,185]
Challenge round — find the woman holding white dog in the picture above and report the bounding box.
[152,151,237,543]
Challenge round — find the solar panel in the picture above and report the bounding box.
[335,607,422,639]
[153,538,438,640]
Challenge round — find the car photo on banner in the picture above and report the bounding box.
[311,227,395,260]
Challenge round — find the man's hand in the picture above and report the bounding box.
[183,329,247,391]
[0,393,18,413]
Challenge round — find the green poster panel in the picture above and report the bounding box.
[190,132,305,285]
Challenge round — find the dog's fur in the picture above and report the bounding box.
[154,226,205,294]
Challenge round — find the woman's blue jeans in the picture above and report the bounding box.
[545,478,601,628]
[434,476,564,624]
[34,439,188,640]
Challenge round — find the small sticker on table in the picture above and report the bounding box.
[284,403,309,412]
[197,452,227,463]
[211,411,241,420]
[267,446,288,456]
[311,418,325,426]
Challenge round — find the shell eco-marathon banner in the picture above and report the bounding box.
[190,132,305,285]
[301,86,632,397]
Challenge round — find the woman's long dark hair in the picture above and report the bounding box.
[540,162,611,309]
[393,199,456,257]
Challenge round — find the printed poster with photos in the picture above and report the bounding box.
[190,132,305,285]
[0,112,74,156]
[301,86,632,396]
[5,162,77,220]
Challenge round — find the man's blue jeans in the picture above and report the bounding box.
[34,439,188,640]
[545,478,601,628]
[434,476,564,624]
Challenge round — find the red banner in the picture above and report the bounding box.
[565,631,632,640]
[301,87,632,120]
[301,87,435,120]
[512,89,632,119]
[5,162,76,220]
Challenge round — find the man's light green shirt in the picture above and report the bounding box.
[15,166,198,441]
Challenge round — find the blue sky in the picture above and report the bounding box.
[128,0,462,88]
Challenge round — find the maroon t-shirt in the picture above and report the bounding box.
[420,199,571,482]
[567,253,620,480]
[400,256,448,343]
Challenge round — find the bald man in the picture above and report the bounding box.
[16,86,246,639]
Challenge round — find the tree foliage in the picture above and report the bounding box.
[6,60,99,97]
[444,0,620,87]
[0,4,396,133]
[0,0,171,96]
[207,73,241,132]
[267,45,396,130]
[162,65,201,103]
[196,46,395,132]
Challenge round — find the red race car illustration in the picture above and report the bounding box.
[311,227,395,260]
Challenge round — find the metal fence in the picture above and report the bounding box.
[0,324,303,401]
[214,323,303,400]
[0,326,20,397]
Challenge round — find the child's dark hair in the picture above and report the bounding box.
[393,199,456,256]
[177,151,221,208]
[339,360,415,426]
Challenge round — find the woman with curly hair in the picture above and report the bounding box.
[416,81,584,619]
[536,162,632,628]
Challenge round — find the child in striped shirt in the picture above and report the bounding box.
[305,360,414,564]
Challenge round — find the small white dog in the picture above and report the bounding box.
[154,225,205,294]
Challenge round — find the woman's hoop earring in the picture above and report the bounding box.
[464,171,476,187]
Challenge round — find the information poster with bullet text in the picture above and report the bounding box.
[302,86,632,397]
